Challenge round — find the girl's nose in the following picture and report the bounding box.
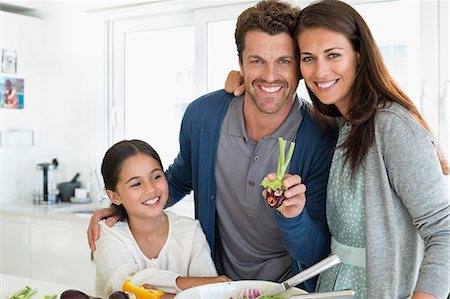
[143,181,155,194]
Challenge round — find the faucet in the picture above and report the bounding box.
[92,168,109,205]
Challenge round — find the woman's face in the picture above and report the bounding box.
[298,27,359,117]
[108,152,168,220]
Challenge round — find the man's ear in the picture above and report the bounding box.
[107,189,121,205]
[239,59,244,77]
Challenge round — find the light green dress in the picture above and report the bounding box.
[316,123,367,298]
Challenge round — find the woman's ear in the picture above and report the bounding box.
[107,189,122,205]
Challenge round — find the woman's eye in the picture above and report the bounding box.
[329,53,340,59]
[302,56,314,62]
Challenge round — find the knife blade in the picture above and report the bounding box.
[288,289,355,298]
[256,254,341,298]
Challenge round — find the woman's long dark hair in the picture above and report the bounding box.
[295,0,448,175]
[101,139,164,220]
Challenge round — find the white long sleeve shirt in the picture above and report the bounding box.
[93,211,218,297]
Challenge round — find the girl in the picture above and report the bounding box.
[94,139,229,298]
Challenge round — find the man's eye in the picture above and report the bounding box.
[250,59,262,64]
[280,59,291,64]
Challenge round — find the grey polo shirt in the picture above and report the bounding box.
[215,95,302,282]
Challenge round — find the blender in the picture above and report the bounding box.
[33,158,59,205]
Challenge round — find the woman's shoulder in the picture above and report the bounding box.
[375,102,427,134]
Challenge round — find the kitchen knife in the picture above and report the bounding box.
[288,289,355,298]
[256,254,341,298]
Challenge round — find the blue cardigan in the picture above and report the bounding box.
[166,90,336,291]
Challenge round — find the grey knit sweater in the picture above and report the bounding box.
[362,102,449,298]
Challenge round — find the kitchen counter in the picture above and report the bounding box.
[0,273,93,298]
[0,200,108,224]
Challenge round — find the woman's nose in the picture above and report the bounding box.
[315,59,330,77]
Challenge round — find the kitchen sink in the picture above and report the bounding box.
[52,203,104,215]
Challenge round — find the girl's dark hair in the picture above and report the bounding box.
[101,139,164,220]
[295,0,448,175]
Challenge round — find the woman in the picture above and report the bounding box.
[296,0,449,298]
[225,0,448,297]
[94,140,229,298]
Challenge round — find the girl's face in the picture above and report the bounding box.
[108,153,168,220]
[298,27,359,117]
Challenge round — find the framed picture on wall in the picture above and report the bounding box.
[0,77,24,109]
[1,49,18,74]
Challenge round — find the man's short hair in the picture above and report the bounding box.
[235,0,300,63]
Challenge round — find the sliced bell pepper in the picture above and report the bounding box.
[122,280,164,299]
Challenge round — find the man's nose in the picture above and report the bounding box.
[261,63,278,82]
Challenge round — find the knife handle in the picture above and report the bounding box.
[285,254,341,287]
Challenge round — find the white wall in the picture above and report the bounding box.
[0,3,107,203]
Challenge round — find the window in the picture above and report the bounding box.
[107,1,448,213]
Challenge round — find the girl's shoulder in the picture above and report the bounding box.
[165,211,199,227]
[97,219,132,241]
[165,211,202,237]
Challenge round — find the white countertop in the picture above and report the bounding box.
[0,201,109,224]
[1,273,93,299]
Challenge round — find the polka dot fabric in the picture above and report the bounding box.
[317,123,367,298]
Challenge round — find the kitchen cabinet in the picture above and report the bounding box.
[0,204,95,292]
[30,219,95,289]
[0,215,31,277]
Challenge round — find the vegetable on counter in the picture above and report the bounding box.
[122,280,164,299]
[261,137,296,208]
[8,286,37,299]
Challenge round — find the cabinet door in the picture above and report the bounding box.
[30,221,95,292]
[0,218,31,277]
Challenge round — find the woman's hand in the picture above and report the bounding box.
[411,291,438,299]
[176,275,232,291]
[224,70,245,96]
[262,173,307,218]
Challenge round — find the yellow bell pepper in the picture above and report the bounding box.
[122,280,164,299]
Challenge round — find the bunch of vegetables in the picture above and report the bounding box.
[8,286,56,299]
[122,280,164,299]
[261,137,295,208]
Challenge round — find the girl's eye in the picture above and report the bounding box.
[301,56,314,62]
[130,182,141,188]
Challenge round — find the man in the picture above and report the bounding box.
[88,0,335,291]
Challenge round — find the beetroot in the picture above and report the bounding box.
[261,138,295,209]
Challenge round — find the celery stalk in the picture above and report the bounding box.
[261,137,296,191]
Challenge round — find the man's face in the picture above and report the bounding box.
[240,31,299,115]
